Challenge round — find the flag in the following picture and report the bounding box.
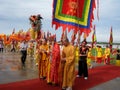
[52,0,96,36]
[109,26,113,51]
[92,25,97,47]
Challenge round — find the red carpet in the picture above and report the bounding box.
[0,65,120,90]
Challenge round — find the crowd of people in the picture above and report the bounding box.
[0,37,120,90]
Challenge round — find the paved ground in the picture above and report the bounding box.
[0,52,38,84]
[0,51,120,90]
[89,77,120,90]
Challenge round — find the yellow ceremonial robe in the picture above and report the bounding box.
[87,50,92,67]
[75,46,79,65]
[62,44,75,88]
[104,48,110,59]
[39,44,49,78]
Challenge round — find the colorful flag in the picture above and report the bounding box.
[109,26,113,51]
[92,25,97,47]
[52,0,96,36]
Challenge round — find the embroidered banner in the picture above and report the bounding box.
[52,0,96,36]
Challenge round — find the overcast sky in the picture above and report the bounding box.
[0,0,120,42]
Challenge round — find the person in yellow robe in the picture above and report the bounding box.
[96,46,103,63]
[104,45,110,64]
[74,43,79,70]
[87,46,93,69]
[34,40,42,66]
[61,38,75,90]
[27,41,34,57]
[39,39,49,79]
[46,41,53,84]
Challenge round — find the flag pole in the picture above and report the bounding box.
[76,0,81,46]
[92,25,97,63]
[109,26,113,52]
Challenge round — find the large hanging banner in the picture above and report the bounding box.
[52,0,96,36]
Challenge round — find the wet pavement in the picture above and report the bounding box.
[0,51,120,89]
[89,77,120,90]
[0,52,38,84]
